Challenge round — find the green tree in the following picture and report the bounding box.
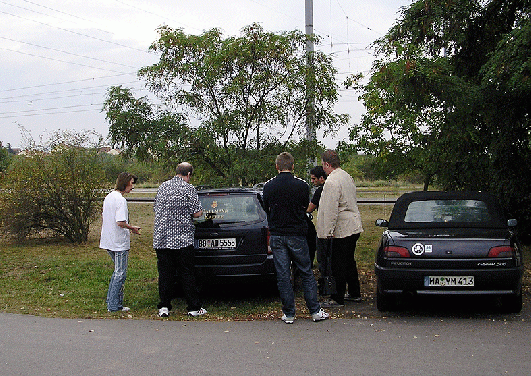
[349,0,531,231]
[104,24,347,186]
[0,133,107,243]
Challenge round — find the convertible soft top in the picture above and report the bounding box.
[388,191,508,229]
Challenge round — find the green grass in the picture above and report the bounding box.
[1,202,528,320]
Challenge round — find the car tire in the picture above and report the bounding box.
[376,282,396,311]
[500,292,522,313]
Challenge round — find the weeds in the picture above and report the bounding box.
[1,203,528,320]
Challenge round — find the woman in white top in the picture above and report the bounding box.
[100,172,141,312]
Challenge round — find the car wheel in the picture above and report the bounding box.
[500,292,522,313]
[376,282,395,311]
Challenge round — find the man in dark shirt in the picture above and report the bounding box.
[307,165,327,214]
[262,152,329,324]
[306,165,328,290]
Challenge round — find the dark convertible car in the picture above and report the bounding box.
[374,191,523,312]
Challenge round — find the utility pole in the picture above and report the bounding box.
[305,0,316,144]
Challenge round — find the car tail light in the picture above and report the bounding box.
[488,246,515,258]
[384,246,410,258]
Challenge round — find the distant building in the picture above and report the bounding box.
[98,147,121,155]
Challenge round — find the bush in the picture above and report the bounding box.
[0,144,10,173]
[0,147,106,243]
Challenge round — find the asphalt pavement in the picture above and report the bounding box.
[1,308,530,376]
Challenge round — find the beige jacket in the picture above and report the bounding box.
[316,168,363,239]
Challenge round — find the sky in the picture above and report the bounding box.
[1,0,412,150]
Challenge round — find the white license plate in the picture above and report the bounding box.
[195,238,236,249]
[425,276,474,287]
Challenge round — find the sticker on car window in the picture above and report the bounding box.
[412,243,425,255]
[425,245,432,253]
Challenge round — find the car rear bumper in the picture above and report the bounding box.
[375,264,523,296]
[195,255,276,279]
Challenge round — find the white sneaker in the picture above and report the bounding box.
[188,307,207,317]
[281,314,295,324]
[312,308,329,322]
[158,307,169,317]
[108,307,130,313]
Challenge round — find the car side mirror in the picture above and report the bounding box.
[375,219,389,227]
[508,219,518,228]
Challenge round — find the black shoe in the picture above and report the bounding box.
[344,294,362,302]
[321,298,344,308]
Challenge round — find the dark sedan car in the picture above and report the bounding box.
[193,188,275,282]
[374,191,523,312]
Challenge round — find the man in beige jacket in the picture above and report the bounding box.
[317,149,363,307]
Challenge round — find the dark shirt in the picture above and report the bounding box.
[262,172,309,236]
[311,185,324,208]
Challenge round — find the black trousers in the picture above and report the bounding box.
[330,233,361,304]
[155,246,201,312]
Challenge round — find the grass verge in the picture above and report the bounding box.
[1,203,529,320]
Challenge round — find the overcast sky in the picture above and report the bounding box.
[1,0,412,149]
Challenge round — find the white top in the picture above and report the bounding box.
[99,190,130,251]
[316,168,363,239]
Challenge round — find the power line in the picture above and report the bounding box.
[0,36,139,69]
[334,0,383,36]
[0,9,150,53]
[0,103,105,119]
[1,47,136,74]
[0,73,138,93]
[0,80,145,103]
[3,0,113,35]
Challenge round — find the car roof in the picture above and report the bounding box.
[196,187,262,195]
[388,191,507,229]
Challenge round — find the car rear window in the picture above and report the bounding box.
[404,199,491,223]
[197,194,262,223]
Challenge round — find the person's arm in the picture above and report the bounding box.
[319,181,340,238]
[116,198,140,234]
[117,221,141,234]
[262,185,271,215]
[189,188,203,219]
[307,186,322,213]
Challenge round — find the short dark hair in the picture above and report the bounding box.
[275,152,294,171]
[176,162,194,177]
[322,149,340,168]
[115,172,137,191]
[310,165,326,179]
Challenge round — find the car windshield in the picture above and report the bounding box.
[196,194,262,223]
[404,199,491,223]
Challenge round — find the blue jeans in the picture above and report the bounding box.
[106,250,129,311]
[270,235,320,317]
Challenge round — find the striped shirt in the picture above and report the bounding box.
[153,176,203,249]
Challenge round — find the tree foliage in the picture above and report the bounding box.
[0,133,107,243]
[350,0,531,233]
[104,24,347,186]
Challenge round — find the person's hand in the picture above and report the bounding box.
[131,226,141,235]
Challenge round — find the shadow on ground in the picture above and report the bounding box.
[334,293,530,322]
